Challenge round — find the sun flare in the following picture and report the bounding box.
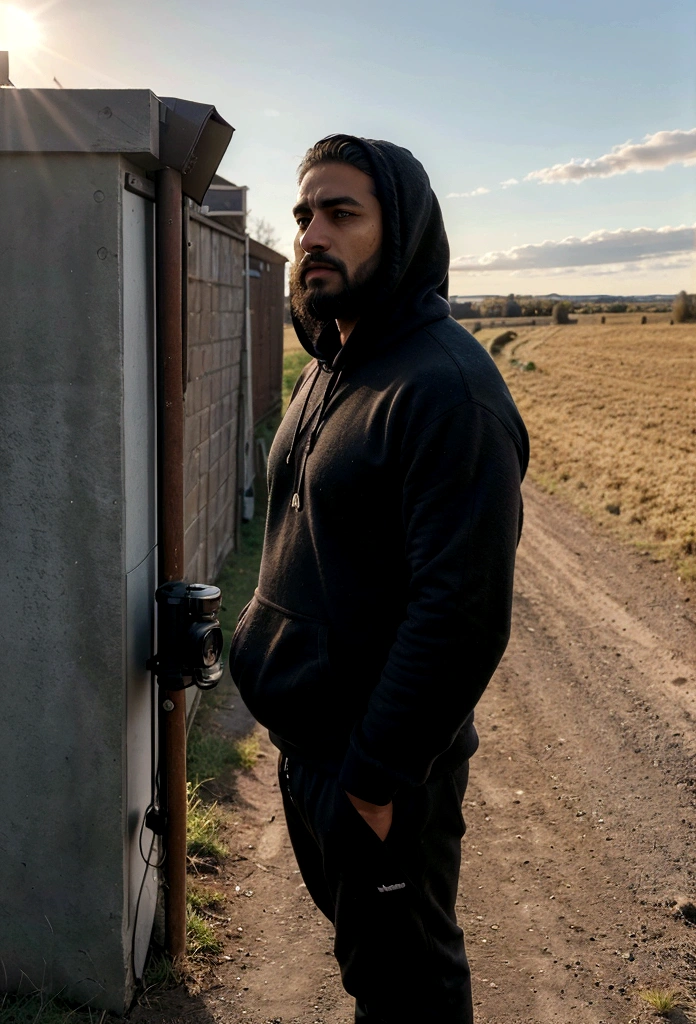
[0,4,42,53]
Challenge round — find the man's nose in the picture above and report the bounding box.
[300,216,330,253]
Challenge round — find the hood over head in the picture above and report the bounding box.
[292,135,451,368]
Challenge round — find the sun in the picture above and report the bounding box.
[0,4,42,53]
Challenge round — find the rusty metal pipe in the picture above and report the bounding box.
[155,167,187,962]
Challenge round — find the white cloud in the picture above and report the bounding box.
[263,108,281,117]
[526,128,696,185]
[500,178,518,188]
[445,186,490,199]
[450,224,696,275]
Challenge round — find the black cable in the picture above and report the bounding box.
[130,669,168,980]
[139,804,167,870]
[131,819,158,981]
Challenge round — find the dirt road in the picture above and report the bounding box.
[140,481,696,1024]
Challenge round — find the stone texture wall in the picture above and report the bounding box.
[184,212,245,583]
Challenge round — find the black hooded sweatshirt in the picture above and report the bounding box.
[229,136,529,805]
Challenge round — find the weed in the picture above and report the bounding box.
[187,886,226,912]
[186,782,227,862]
[187,728,259,784]
[234,732,260,770]
[141,951,182,993]
[186,910,222,959]
[639,987,682,1015]
[0,990,109,1023]
[188,731,237,783]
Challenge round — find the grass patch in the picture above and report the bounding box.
[186,885,224,959]
[283,349,312,413]
[0,992,110,1023]
[187,731,238,783]
[141,891,225,993]
[639,987,682,1015]
[187,886,225,913]
[187,729,259,784]
[676,557,696,584]
[141,951,182,993]
[233,732,260,770]
[186,909,222,959]
[186,782,227,863]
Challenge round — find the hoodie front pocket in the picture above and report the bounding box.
[229,593,334,744]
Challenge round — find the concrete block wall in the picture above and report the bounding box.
[184,213,245,583]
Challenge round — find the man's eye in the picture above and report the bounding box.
[296,218,310,229]
[334,210,353,220]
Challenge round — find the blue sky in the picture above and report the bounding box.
[8,0,696,294]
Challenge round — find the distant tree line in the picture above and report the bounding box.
[286,290,693,327]
[450,294,680,319]
[450,294,558,319]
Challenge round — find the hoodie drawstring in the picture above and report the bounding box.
[286,361,323,469]
[289,363,343,511]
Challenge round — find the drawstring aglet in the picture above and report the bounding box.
[291,493,301,510]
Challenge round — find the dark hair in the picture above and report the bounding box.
[297,134,373,183]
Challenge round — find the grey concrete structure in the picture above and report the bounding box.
[0,92,161,1011]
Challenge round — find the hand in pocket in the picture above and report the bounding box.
[345,791,393,841]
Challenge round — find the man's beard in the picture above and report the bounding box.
[290,250,382,327]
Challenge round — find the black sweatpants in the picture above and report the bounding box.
[278,755,474,1024]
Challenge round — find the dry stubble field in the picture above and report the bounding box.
[476,314,696,586]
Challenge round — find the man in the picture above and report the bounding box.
[230,135,529,1023]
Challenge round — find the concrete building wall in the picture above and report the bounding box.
[0,151,157,1011]
[184,213,245,584]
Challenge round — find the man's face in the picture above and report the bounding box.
[290,161,383,323]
